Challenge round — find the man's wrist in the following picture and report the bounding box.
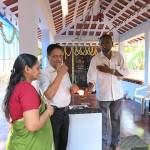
[88,83,94,89]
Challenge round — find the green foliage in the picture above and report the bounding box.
[124,45,145,70]
[38,46,42,69]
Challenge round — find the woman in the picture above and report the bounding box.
[2,53,54,150]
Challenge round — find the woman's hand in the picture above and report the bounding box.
[46,103,54,117]
[24,103,54,132]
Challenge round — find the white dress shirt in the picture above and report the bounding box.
[87,51,129,101]
[39,64,72,108]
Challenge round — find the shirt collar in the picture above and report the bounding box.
[100,50,115,58]
[48,64,56,72]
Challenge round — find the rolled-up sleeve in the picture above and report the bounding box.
[66,72,72,88]
[117,53,129,77]
[87,57,97,91]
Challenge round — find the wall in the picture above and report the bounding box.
[118,20,150,108]
[122,81,149,107]
[70,81,149,108]
[119,20,150,87]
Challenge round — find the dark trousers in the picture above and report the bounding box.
[50,108,69,150]
[98,98,123,149]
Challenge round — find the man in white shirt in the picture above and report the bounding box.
[39,44,79,150]
[85,34,129,150]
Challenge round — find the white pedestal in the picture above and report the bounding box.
[67,113,102,150]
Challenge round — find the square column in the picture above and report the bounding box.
[18,0,38,56]
[144,31,150,85]
[41,29,49,68]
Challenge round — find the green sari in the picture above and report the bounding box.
[6,95,55,150]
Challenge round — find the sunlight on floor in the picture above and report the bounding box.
[0,141,5,150]
[0,96,9,150]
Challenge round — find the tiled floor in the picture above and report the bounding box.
[0,95,150,150]
[0,92,9,150]
[121,99,150,144]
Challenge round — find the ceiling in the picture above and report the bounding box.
[0,0,149,46]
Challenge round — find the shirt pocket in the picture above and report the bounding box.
[110,59,119,70]
[116,65,120,70]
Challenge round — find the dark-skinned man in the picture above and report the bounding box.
[85,34,129,150]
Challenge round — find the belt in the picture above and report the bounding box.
[52,106,69,111]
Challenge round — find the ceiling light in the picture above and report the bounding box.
[61,0,68,17]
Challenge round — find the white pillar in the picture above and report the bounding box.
[144,31,150,85]
[118,38,121,52]
[50,32,55,44]
[118,41,125,56]
[18,0,38,56]
[41,29,49,68]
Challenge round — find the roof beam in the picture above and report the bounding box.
[62,17,65,29]
[73,0,80,22]
[7,2,18,9]
[50,0,60,5]
[103,11,118,36]
[53,13,62,20]
[93,23,103,37]
[110,0,140,22]
[13,10,18,15]
[55,34,101,43]
[39,0,56,37]
[73,23,77,36]
[87,13,94,36]
[104,0,117,15]
[83,0,91,14]
[51,5,62,12]
[54,19,62,24]
[115,3,150,31]
[0,1,18,28]
[77,0,101,37]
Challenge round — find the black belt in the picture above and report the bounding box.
[52,106,69,111]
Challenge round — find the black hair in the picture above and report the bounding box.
[2,53,37,122]
[99,34,113,42]
[47,44,63,56]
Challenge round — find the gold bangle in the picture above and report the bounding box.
[47,109,52,117]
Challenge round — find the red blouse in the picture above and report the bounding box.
[9,81,41,121]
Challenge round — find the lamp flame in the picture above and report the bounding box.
[77,90,84,96]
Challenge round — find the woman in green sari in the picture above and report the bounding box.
[2,53,55,150]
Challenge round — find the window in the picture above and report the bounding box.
[0,14,19,90]
[123,34,145,84]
